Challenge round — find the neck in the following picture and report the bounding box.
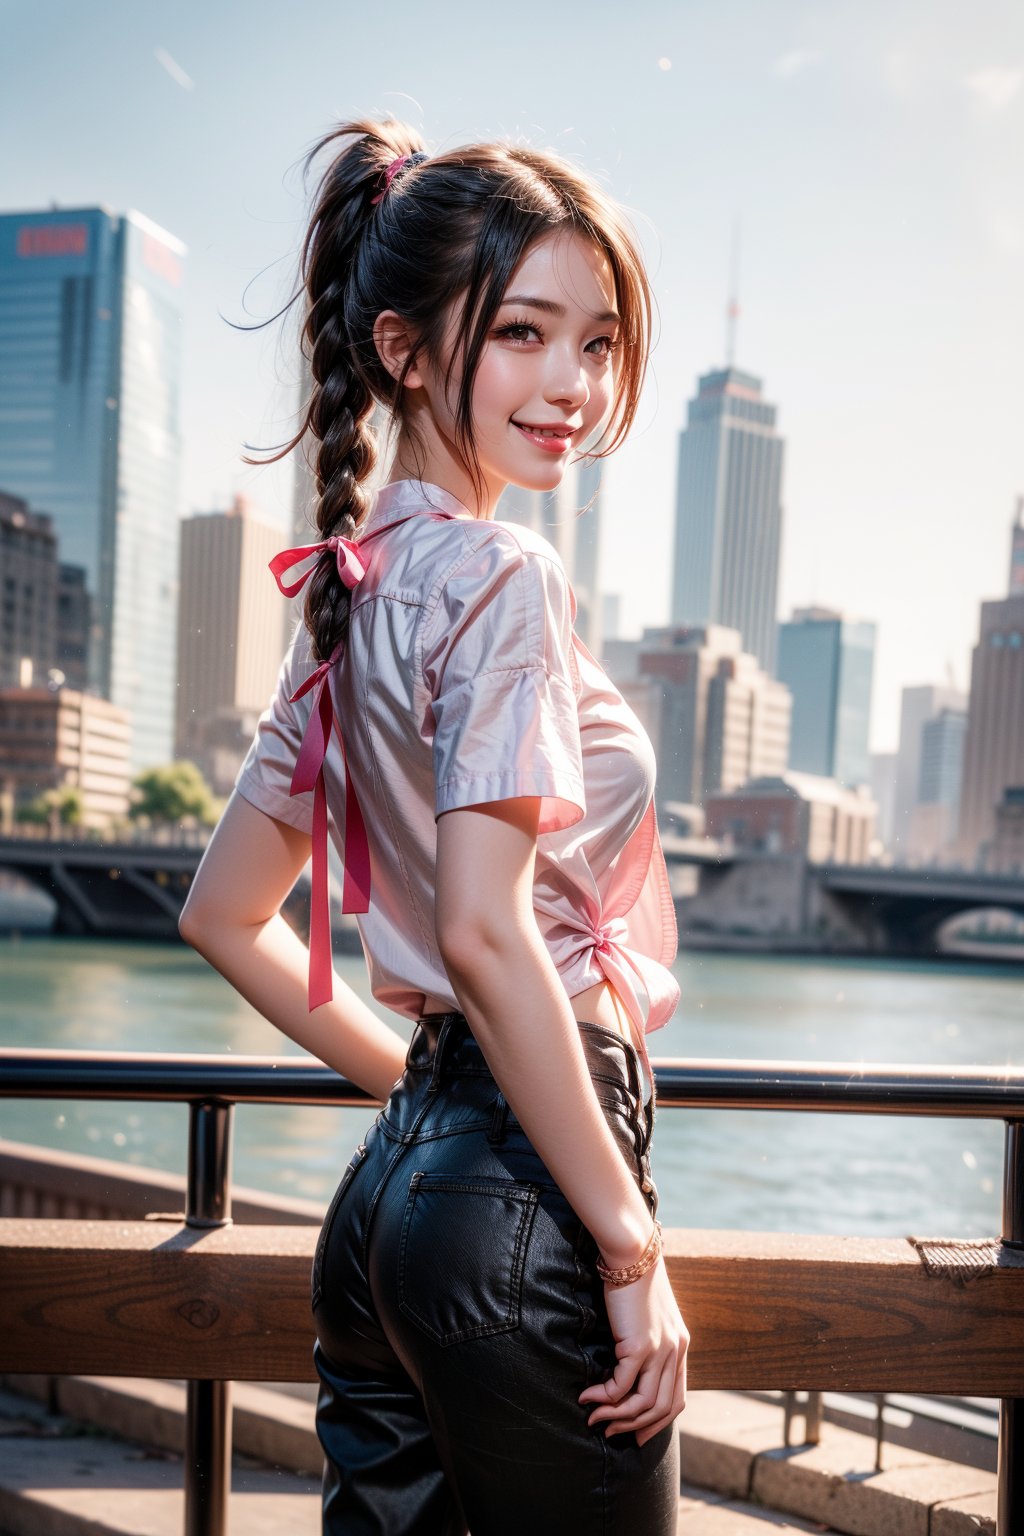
[385,430,502,521]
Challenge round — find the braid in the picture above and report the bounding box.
[301,280,378,662]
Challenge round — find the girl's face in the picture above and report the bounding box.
[403,228,622,517]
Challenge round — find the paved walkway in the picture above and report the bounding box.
[0,1384,831,1535]
[2,1377,999,1534]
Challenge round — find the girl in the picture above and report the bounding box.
[180,115,690,1536]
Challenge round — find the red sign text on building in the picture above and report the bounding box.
[17,223,89,258]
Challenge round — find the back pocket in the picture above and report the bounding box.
[397,1172,540,1347]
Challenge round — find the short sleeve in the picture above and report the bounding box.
[233,614,318,834]
[423,531,586,830]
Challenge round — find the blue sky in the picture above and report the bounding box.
[2,0,1021,751]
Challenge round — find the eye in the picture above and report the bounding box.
[493,319,543,346]
[586,334,621,359]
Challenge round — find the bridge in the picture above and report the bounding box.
[0,832,202,937]
[660,838,1024,957]
[1,831,1022,954]
[816,861,1024,953]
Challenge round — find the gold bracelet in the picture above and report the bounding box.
[595,1220,663,1287]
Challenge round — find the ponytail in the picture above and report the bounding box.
[241,118,426,662]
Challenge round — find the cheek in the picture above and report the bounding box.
[472,351,523,424]
[591,367,616,420]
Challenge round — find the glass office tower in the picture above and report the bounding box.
[777,606,877,789]
[0,206,185,768]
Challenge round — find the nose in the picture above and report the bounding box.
[543,341,589,409]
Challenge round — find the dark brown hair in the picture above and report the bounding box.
[244,115,654,664]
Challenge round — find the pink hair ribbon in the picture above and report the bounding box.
[371,154,412,205]
[268,509,459,1010]
[269,534,367,599]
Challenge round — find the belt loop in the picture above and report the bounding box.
[426,1012,459,1094]
[487,1090,510,1145]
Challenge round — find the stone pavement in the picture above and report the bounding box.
[0,1383,830,1536]
[0,1378,998,1535]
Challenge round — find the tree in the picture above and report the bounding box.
[14,796,50,827]
[15,785,85,829]
[52,785,85,826]
[129,761,216,826]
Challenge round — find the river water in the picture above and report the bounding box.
[1,936,1020,1239]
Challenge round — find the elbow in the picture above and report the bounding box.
[178,896,203,951]
[178,875,216,952]
[435,918,474,985]
[435,906,530,992]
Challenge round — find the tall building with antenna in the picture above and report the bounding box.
[670,234,785,675]
[1011,494,1024,595]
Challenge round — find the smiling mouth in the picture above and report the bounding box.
[511,421,577,438]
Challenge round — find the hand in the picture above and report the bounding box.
[577,1257,689,1447]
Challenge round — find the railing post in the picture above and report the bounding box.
[998,1118,1023,1536]
[184,1101,234,1536]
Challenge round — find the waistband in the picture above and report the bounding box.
[408,1010,652,1113]
[400,1011,656,1205]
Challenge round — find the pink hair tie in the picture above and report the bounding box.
[371,154,412,205]
[268,534,367,599]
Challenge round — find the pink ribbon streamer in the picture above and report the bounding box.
[268,510,458,1010]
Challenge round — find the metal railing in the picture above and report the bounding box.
[2,1047,1022,1536]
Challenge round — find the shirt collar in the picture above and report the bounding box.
[361,477,477,535]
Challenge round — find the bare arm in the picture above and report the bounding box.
[436,797,656,1268]
[436,797,688,1443]
[178,791,408,1102]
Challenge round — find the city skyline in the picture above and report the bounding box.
[1,0,1021,757]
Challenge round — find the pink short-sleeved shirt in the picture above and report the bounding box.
[233,477,679,1085]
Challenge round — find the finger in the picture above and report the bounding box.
[603,1351,686,1439]
[587,1388,651,1427]
[589,1347,644,1408]
[578,1381,614,1405]
[620,1373,676,1437]
[585,1364,662,1423]
[634,1372,689,1445]
[590,1361,664,1433]
[579,1342,645,1407]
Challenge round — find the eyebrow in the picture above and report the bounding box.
[500,294,621,325]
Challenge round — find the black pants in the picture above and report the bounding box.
[311,1010,680,1535]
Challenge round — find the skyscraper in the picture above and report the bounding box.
[671,366,785,675]
[892,683,967,859]
[0,206,186,769]
[955,515,1024,868]
[0,491,57,687]
[176,495,291,794]
[868,751,898,851]
[1010,495,1024,596]
[635,623,790,810]
[777,606,877,788]
[908,705,966,863]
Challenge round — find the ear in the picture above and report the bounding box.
[372,310,426,389]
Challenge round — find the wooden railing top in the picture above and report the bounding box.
[3,1217,1023,1396]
